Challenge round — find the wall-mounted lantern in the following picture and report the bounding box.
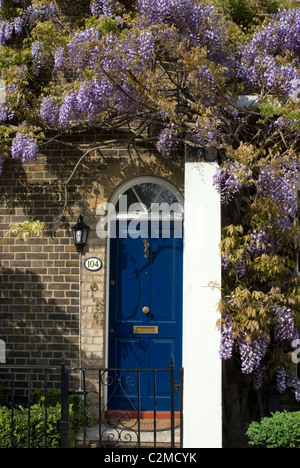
[72,215,90,253]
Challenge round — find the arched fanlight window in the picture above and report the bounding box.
[110,177,184,220]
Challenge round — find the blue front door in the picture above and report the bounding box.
[108,221,183,411]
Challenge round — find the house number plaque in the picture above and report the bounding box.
[84,257,102,272]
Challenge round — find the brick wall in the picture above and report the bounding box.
[0,130,184,394]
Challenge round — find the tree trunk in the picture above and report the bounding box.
[222,359,260,447]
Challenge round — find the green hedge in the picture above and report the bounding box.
[246,411,300,448]
[0,389,97,448]
[31,389,86,430]
[0,404,76,448]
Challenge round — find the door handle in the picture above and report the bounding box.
[142,306,150,314]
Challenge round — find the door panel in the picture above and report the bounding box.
[108,221,183,411]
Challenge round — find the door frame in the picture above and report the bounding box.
[104,176,184,374]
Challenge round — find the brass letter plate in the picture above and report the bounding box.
[133,326,158,335]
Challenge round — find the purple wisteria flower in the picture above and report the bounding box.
[213,161,250,204]
[11,132,39,163]
[249,230,272,256]
[157,125,178,157]
[253,365,267,391]
[276,368,287,394]
[241,9,300,95]
[219,315,234,360]
[0,19,14,45]
[13,16,23,34]
[137,31,155,65]
[23,2,56,26]
[0,105,8,122]
[238,334,269,374]
[40,97,59,126]
[257,160,299,233]
[136,0,227,62]
[0,2,56,46]
[58,92,77,127]
[68,28,100,72]
[273,305,295,343]
[290,377,300,402]
[31,41,46,75]
[53,46,65,73]
[91,0,116,17]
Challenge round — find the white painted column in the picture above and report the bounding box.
[182,161,222,448]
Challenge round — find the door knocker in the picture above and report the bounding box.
[143,239,150,258]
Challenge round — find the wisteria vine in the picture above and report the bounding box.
[0,0,299,400]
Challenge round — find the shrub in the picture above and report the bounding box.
[246,411,300,448]
[31,389,96,429]
[0,404,76,448]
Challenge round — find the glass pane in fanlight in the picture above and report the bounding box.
[134,183,162,208]
[157,187,178,206]
[116,188,139,213]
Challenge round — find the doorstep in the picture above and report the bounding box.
[76,421,181,448]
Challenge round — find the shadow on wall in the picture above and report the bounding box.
[0,266,83,400]
[0,131,184,232]
[0,267,80,368]
[0,129,184,402]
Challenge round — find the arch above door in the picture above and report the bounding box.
[109,176,184,220]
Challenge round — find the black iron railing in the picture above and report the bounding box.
[0,356,183,448]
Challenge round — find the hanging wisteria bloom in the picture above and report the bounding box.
[11,132,39,163]
[136,0,227,60]
[238,334,270,375]
[157,125,178,157]
[0,105,7,122]
[68,28,100,72]
[53,46,65,73]
[31,41,47,75]
[196,65,217,106]
[0,19,14,45]
[0,2,56,46]
[219,314,234,360]
[273,305,296,343]
[40,97,60,126]
[241,9,300,95]
[23,2,56,26]
[276,368,287,394]
[253,365,267,391]
[257,160,299,233]
[213,161,251,204]
[249,230,272,256]
[13,16,23,34]
[290,377,300,403]
[137,31,155,66]
[91,0,116,17]
[58,92,77,127]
